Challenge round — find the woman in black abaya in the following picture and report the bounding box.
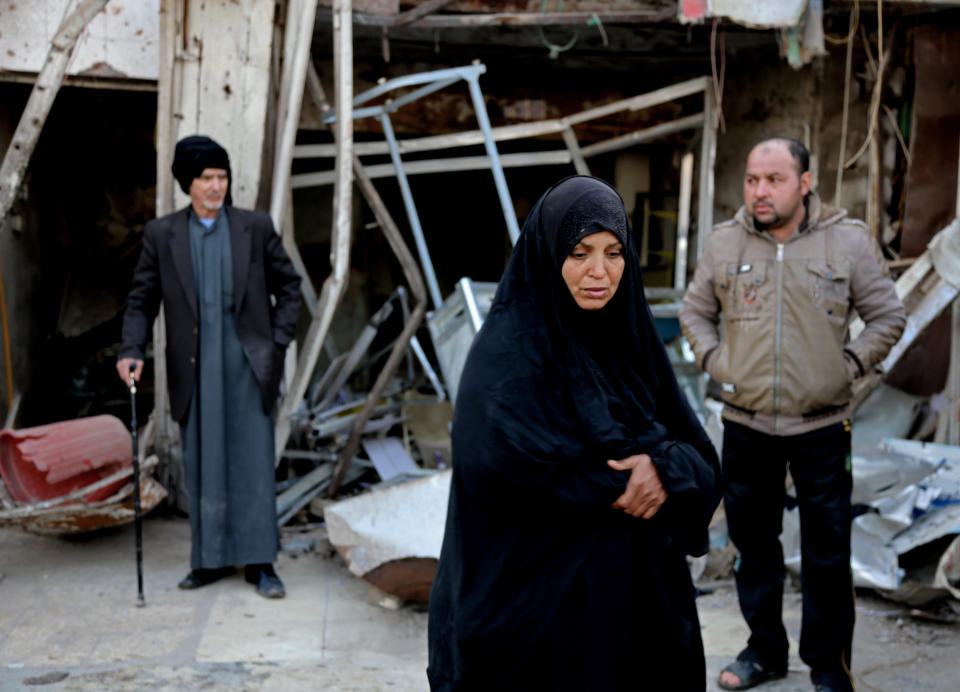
[427,176,722,691]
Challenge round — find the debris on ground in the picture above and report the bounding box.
[324,470,450,603]
[0,415,166,535]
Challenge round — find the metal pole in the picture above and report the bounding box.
[128,365,145,607]
[561,124,590,176]
[465,75,521,245]
[409,335,446,401]
[696,86,717,261]
[328,157,431,497]
[275,0,353,461]
[675,151,695,290]
[397,286,416,381]
[458,277,483,332]
[380,112,444,308]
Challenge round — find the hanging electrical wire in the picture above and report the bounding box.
[833,2,856,206]
[536,1,611,58]
[824,0,860,45]
[710,17,727,134]
[882,104,911,164]
[587,13,609,47]
[537,0,579,58]
[843,0,885,170]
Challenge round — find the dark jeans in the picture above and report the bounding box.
[722,420,855,691]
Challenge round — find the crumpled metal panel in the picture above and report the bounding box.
[0,415,132,504]
[850,446,939,506]
[780,438,960,594]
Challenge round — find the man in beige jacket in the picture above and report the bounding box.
[680,138,905,692]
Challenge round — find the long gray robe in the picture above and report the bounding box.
[182,209,278,570]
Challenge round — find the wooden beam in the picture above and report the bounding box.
[291,150,572,188]
[350,9,676,28]
[696,87,717,260]
[392,0,459,27]
[296,118,568,158]
[834,4,855,207]
[328,157,429,497]
[561,125,590,176]
[152,0,186,510]
[566,77,709,126]
[270,0,320,235]
[579,113,705,158]
[294,78,711,161]
[276,0,354,461]
[0,0,110,233]
[0,72,157,92]
[270,0,321,318]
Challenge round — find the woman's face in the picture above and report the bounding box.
[560,231,625,310]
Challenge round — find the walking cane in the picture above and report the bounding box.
[128,364,146,607]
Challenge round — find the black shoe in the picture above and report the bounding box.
[177,567,234,589]
[812,672,854,692]
[244,563,285,599]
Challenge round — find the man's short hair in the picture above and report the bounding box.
[752,136,810,176]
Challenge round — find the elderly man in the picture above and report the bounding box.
[680,137,905,691]
[117,136,301,598]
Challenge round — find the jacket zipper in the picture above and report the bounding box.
[775,242,784,435]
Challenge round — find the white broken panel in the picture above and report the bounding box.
[362,437,419,482]
[782,438,960,593]
[711,0,807,28]
[851,519,901,591]
[850,445,939,506]
[325,470,451,577]
[0,0,159,80]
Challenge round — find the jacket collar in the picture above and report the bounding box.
[168,204,252,318]
[733,192,848,238]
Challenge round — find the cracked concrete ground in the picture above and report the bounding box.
[0,513,957,690]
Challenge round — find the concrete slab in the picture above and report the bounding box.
[0,513,957,690]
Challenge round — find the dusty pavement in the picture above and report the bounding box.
[1,513,958,691]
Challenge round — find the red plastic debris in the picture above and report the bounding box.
[0,415,133,504]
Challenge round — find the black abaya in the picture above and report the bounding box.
[427,176,722,691]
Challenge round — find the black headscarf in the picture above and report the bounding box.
[428,175,721,691]
[484,175,714,471]
[172,135,232,204]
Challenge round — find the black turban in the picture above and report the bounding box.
[171,135,232,197]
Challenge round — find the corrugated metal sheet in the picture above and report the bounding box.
[0,415,132,504]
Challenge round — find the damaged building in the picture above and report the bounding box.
[2,0,960,616]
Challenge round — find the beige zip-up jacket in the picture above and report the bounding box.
[679,193,906,436]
